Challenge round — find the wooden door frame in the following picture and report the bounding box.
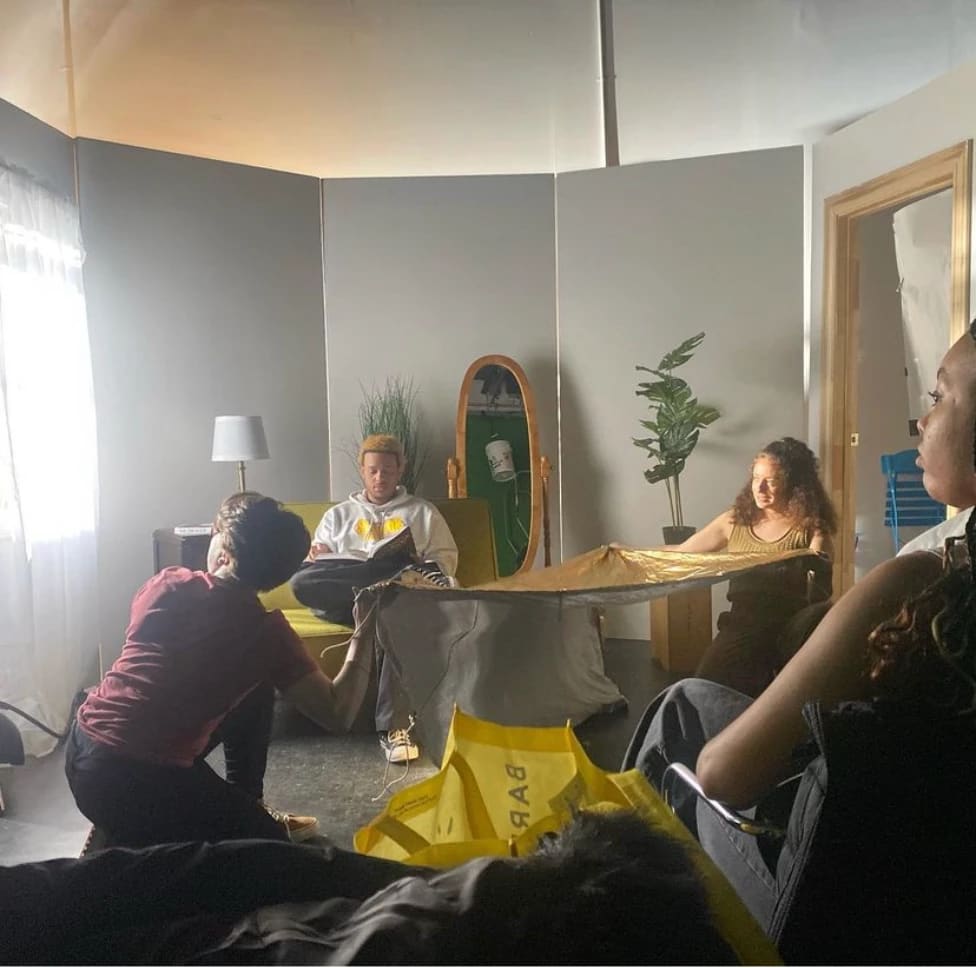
[821,141,972,592]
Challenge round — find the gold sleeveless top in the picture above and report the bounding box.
[727,522,812,554]
[725,521,815,608]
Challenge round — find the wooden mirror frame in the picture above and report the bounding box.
[447,354,549,574]
[820,140,972,594]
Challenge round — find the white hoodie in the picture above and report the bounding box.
[312,487,459,576]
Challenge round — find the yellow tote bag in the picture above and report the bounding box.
[355,708,780,965]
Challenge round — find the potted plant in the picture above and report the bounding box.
[353,375,429,494]
[633,332,721,544]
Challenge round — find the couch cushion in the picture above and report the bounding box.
[282,608,350,640]
[289,623,355,679]
[437,498,498,587]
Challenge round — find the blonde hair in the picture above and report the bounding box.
[358,433,405,467]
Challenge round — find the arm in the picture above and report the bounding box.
[809,530,834,560]
[695,550,942,806]
[281,633,372,733]
[662,511,734,553]
[312,507,341,557]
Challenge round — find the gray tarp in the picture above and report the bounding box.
[362,544,821,763]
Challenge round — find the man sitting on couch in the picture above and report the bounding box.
[290,434,459,764]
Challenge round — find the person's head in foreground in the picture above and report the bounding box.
[208,492,310,591]
[733,435,837,534]
[358,433,406,504]
[422,810,737,965]
[869,321,976,715]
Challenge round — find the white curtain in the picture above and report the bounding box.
[0,166,99,757]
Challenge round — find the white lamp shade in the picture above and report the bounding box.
[211,415,270,462]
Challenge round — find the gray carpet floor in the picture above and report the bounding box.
[0,639,675,866]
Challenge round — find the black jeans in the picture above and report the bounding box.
[65,682,287,848]
[290,556,416,625]
[291,558,413,733]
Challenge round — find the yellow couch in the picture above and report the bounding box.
[260,498,498,677]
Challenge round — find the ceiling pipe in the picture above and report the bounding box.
[61,0,78,140]
[599,0,619,167]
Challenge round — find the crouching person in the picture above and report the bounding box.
[65,493,373,849]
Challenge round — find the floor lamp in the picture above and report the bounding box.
[211,415,269,493]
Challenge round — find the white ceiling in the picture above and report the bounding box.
[615,0,976,163]
[1,0,975,177]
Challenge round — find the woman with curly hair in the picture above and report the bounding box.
[672,437,838,696]
[628,326,976,949]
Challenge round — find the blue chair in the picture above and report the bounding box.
[880,449,945,553]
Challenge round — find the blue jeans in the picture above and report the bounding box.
[622,678,778,930]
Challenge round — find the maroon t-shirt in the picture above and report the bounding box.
[78,567,316,767]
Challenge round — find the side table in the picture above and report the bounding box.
[650,586,713,675]
[152,529,211,573]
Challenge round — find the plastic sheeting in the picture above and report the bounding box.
[893,188,952,423]
[364,545,820,761]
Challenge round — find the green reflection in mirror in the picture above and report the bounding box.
[465,412,531,576]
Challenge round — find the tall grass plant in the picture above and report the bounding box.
[353,376,428,494]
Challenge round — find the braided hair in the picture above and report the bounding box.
[867,320,976,717]
[732,436,838,535]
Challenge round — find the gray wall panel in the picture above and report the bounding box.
[322,174,559,565]
[77,140,327,660]
[557,146,805,639]
[0,95,74,198]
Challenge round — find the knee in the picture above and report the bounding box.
[290,566,313,599]
[777,601,832,664]
[667,676,737,708]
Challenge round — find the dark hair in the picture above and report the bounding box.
[446,810,735,964]
[867,322,976,713]
[867,511,976,717]
[732,436,838,535]
[213,492,310,592]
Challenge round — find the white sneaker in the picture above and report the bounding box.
[379,729,420,763]
[398,562,456,588]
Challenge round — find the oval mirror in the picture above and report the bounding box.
[448,355,550,576]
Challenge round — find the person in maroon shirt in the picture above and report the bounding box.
[65,492,374,848]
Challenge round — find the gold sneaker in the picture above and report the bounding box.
[261,802,320,842]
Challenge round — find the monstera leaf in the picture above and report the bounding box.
[633,332,720,527]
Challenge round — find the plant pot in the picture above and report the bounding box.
[662,525,696,545]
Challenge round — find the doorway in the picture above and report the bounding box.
[853,190,952,578]
[820,141,971,592]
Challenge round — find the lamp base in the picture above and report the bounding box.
[662,525,696,545]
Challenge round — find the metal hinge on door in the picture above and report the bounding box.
[850,432,859,447]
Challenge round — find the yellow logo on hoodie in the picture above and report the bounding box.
[354,518,407,543]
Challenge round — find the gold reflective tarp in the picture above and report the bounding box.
[468,544,818,605]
